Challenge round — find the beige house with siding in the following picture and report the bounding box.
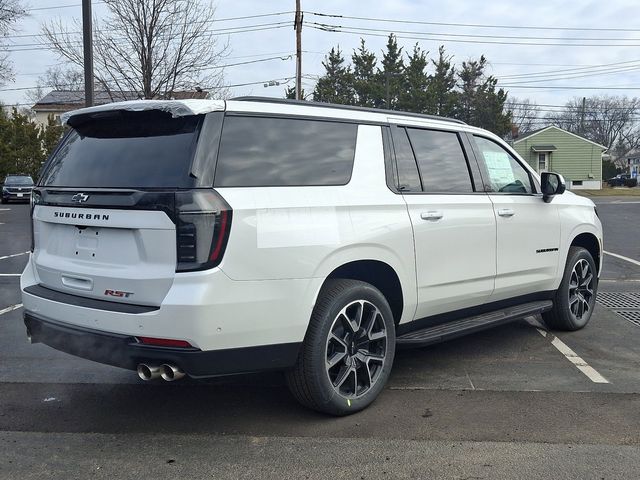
[512,125,607,190]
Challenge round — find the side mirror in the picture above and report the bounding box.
[541,172,566,203]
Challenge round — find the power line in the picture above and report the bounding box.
[25,1,105,12]
[1,11,294,40]
[14,51,299,77]
[307,11,640,33]
[306,23,640,48]
[0,56,295,93]
[1,23,292,52]
[501,85,640,90]
[307,20,640,42]
[500,64,640,85]
[499,59,640,79]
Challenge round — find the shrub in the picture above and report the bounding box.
[623,178,638,188]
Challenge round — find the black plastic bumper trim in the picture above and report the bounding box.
[23,284,159,314]
[24,312,301,378]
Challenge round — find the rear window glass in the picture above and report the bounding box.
[214,116,357,187]
[40,111,202,188]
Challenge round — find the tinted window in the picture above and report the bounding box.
[406,128,473,193]
[473,136,533,194]
[5,175,33,185]
[390,127,421,192]
[214,116,357,187]
[40,111,202,188]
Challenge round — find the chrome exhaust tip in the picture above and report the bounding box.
[160,364,185,382]
[137,363,161,381]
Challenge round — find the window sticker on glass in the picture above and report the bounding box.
[483,151,515,187]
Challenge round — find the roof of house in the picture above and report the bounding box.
[33,89,209,112]
[514,125,607,151]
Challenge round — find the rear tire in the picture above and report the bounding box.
[543,246,598,331]
[286,279,396,416]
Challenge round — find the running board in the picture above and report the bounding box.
[396,300,553,347]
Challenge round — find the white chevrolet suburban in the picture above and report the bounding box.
[21,97,602,415]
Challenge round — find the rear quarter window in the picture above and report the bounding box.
[213,116,358,187]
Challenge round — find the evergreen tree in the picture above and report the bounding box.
[312,47,355,105]
[284,85,305,100]
[455,56,511,135]
[0,109,63,180]
[426,46,457,117]
[377,34,404,109]
[39,114,65,159]
[351,39,379,108]
[397,43,429,113]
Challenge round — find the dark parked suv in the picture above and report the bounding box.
[2,174,34,203]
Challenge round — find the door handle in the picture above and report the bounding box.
[498,208,515,217]
[420,211,444,221]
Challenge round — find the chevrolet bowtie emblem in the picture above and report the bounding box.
[71,193,90,203]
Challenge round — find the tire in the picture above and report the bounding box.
[286,279,396,416]
[543,246,598,331]
[1,198,6,204]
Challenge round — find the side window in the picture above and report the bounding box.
[406,128,474,193]
[473,136,533,194]
[214,116,357,187]
[389,126,422,192]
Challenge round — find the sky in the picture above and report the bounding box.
[2,0,640,116]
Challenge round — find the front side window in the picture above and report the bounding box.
[214,116,357,187]
[473,136,533,194]
[406,128,474,193]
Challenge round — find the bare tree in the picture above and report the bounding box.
[42,0,229,99]
[0,0,26,85]
[26,65,84,104]
[504,97,540,135]
[545,96,640,166]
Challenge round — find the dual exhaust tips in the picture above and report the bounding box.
[137,363,185,382]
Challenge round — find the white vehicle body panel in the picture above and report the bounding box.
[403,194,496,318]
[32,206,176,306]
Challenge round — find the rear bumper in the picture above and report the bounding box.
[24,312,300,378]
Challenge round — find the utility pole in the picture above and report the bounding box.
[580,96,586,135]
[294,0,302,100]
[82,0,94,107]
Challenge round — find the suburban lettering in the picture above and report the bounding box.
[52,211,110,221]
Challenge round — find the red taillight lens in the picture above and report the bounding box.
[137,337,193,348]
[175,189,232,272]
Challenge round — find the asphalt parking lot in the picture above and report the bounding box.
[1,198,639,479]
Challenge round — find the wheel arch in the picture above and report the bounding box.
[320,259,406,326]
[570,232,601,274]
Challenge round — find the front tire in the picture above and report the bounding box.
[286,279,396,416]
[543,246,598,331]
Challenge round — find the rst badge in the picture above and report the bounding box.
[104,289,134,298]
[71,192,89,203]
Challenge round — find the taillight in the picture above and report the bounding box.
[29,189,41,252]
[175,190,232,272]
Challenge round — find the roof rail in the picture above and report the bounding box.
[231,96,467,125]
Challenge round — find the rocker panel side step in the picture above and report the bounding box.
[396,300,553,347]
